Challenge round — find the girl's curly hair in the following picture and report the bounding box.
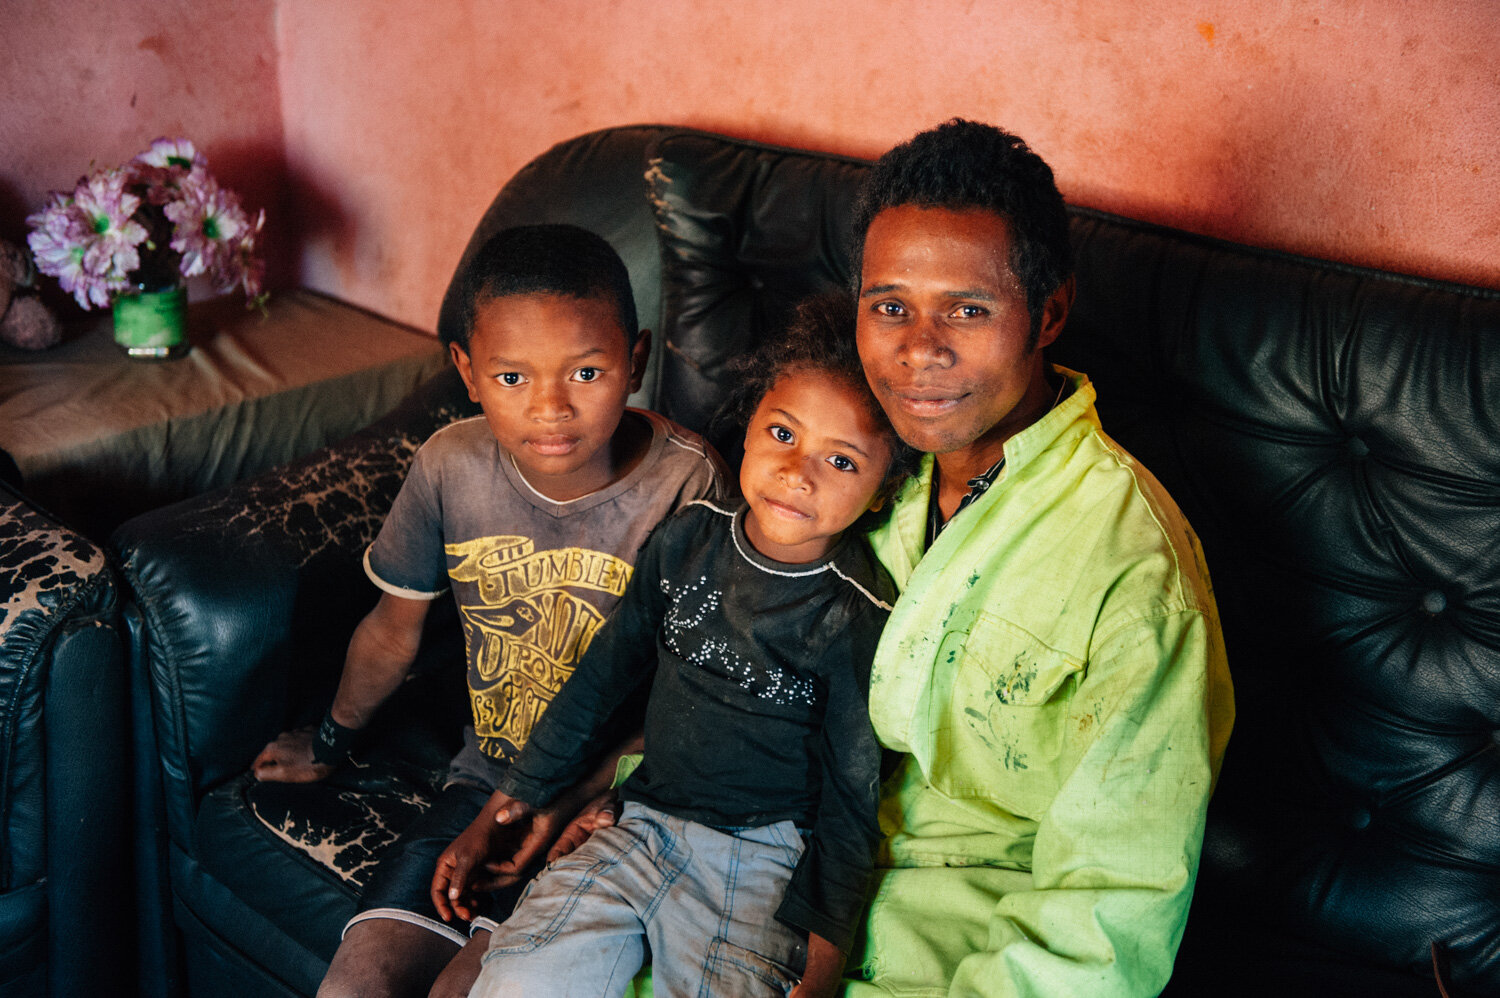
[714,291,922,518]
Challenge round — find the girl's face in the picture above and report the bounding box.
[739,367,894,564]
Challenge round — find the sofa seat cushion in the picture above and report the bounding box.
[193,778,358,966]
[0,879,44,995]
[243,756,444,892]
[187,741,449,988]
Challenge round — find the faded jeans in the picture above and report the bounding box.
[472,801,808,998]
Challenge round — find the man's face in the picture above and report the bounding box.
[450,292,647,502]
[856,205,1066,474]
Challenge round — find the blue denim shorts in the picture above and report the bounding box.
[473,801,808,997]
[349,781,532,946]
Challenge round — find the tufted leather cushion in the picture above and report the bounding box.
[646,131,870,459]
[436,125,677,405]
[1053,210,1500,995]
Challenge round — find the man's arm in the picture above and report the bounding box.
[252,591,431,782]
[791,933,846,998]
[944,610,1225,998]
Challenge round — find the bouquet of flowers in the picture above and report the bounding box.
[26,137,265,311]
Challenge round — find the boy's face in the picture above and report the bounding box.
[856,205,1069,475]
[451,292,648,501]
[739,368,893,564]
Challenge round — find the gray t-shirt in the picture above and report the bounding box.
[365,408,727,788]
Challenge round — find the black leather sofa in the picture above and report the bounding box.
[112,125,1500,997]
[0,480,131,997]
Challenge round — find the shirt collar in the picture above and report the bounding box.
[925,369,1082,544]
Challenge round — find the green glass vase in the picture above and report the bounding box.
[112,284,189,359]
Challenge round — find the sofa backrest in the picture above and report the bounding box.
[436,125,678,406]
[441,126,1500,992]
[1058,207,1500,993]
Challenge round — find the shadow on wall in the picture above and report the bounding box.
[204,139,301,296]
[208,140,355,298]
[0,179,30,250]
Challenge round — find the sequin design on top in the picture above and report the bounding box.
[660,573,817,707]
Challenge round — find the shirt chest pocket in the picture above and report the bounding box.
[925,613,1083,819]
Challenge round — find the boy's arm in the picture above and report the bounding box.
[252,591,431,782]
[431,727,643,921]
[494,522,670,807]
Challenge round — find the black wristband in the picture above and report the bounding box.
[312,710,359,766]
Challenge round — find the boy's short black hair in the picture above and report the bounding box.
[850,118,1073,347]
[446,224,639,353]
[717,291,921,511]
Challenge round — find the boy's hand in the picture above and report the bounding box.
[252,726,336,783]
[429,787,624,922]
[788,933,844,998]
[431,791,553,921]
[547,789,622,863]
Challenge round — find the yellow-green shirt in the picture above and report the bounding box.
[844,368,1234,998]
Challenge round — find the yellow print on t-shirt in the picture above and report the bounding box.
[446,535,633,760]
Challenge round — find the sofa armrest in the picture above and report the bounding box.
[111,366,477,845]
[0,482,130,997]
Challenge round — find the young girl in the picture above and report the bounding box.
[443,291,919,998]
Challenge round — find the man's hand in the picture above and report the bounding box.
[546,789,622,863]
[788,932,844,998]
[431,794,537,922]
[252,726,336,783]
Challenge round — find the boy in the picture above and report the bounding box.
[449,293,920,998]
[253,224,727,998]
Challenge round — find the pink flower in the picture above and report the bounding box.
[135,137,206,173]
[26,171,147,309]
[74,169,148,271]
[26,137,266,310]
[27,198,99,307]
[165,177,256,292]
[223,209,267,300]
[132,136,209,205]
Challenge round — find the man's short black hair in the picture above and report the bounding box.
[850,119,1073,346]
[447,224,638,353]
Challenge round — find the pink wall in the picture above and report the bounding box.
[0,0,290,311]
[277,0,1500,332]
[5,2,1496,333]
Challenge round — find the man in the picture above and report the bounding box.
[845,119,1235,997]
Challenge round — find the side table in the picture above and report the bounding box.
[0,290,448,541]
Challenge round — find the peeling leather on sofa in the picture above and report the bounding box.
[0,497,105,633]
[246,760,442,890]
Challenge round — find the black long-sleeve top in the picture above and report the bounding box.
[497,499,892,950]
